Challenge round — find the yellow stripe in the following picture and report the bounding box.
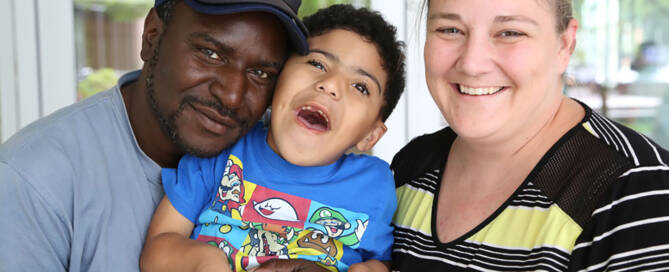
[583,122,597,138]
[467,204,582,252]
[392,185,433,234]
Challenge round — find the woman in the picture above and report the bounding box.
[391,0,669,271]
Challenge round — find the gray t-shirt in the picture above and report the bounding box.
[0,71,163,271]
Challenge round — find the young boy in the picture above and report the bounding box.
[141,4,405,272]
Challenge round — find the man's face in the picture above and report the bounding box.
[145,3,288,157]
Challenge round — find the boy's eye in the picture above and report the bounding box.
[353,83,370,96]
[200,48,221,60]
[307,59,326,71]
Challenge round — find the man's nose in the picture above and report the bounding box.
[210,69,247,109]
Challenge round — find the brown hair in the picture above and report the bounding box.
[422,0,573,33]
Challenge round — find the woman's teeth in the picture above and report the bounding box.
[458,85,503,95]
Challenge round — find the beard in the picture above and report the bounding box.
[143,36,249,157]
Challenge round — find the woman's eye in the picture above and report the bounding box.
[437,27,462,35]
[353,83,370,96]
[307,59,326,71]
[200,48,221,60]
[499,31,526,37]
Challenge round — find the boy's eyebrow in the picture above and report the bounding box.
[311,49,382,94]
[189,32,282,70]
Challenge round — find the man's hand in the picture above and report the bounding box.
[348,260,390,272]
[248,259,329,272]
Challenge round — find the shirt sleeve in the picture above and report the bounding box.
[0,162,70,271]
[569,167,669,271]
[162,152,228,224]
[357,162,397,261]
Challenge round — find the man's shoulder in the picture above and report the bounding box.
[0,89,125,182]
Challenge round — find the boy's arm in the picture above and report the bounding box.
[140,196,231,272]
[348,260,390,272]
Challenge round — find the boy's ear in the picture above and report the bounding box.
[355,120,387,152]
[140,8,164,62]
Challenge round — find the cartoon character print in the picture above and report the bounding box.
[308,207,368,247]
[215,158,246,217]
[297,230,341,269]
[243,228,289,257]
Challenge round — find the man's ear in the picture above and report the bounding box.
[558,18,578,72]
[355,120,387,152]
[140,8,164,62]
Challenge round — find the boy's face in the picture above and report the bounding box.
[268,29,388,166]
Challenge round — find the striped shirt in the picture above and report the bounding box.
[390,103,669,271]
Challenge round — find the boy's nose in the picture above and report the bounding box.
[316,78,341,100]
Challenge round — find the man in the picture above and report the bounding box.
[0,0,307,271]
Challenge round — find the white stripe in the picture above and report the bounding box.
[573,216,669,251]
[465,240,571,254]
[608,252,669,272]
[584,122,601,139]
[596,112,640,165]
[393,247,470,268]
[455,243,570,262]
[590,114,618,151]
[408,179,436,191]
[393,227,433,242]
[516,193,549,199]
[611,259,669,272]
[512,199,553,206]
[641,134,668,166]
[393,235,438,249]
[592,190,669,216]
[619,165,669,178]
[592,112,627,157]
[576,244,669,272]
[426,172,439,179]
[403,183,435,196]
[418,176,438,186]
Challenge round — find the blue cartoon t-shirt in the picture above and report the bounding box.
[162,123,396,272]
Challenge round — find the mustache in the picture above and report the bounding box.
[180,95,246,126]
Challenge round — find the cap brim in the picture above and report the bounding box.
[183,0,308,55]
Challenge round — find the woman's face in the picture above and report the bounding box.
[424,0,576,141]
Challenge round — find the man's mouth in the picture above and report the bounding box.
[296,105,330,132]
[457,84,505,96]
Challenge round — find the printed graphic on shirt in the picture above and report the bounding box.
[196,155,369,272]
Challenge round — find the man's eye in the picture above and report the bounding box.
[353,83,370,95]
[200,48,221,60]
[307,59,326,71]
[251,69,270,79]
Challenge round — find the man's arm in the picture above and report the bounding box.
[140,196,231,272]
[0,163,70,271]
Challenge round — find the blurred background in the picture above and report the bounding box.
[1,0,669,163]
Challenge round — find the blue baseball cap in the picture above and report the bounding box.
[155,0,309,55]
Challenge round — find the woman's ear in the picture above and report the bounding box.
[140,8,165,62]
[558,18,579,72]
[355,121,388,152]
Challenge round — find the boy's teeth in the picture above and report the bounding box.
[300,106,329,124]
[459,85,503,95]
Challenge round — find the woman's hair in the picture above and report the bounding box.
[421,0,573,33]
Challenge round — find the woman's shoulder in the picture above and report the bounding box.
[390,126,455,186]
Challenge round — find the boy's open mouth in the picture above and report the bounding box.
[296,105,330,132]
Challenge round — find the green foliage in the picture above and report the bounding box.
[298,0,369,18]
[78,68,119,99]
[74,0,152,21]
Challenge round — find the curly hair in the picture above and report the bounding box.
[303,4,406,122]
[156,0,178,27]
